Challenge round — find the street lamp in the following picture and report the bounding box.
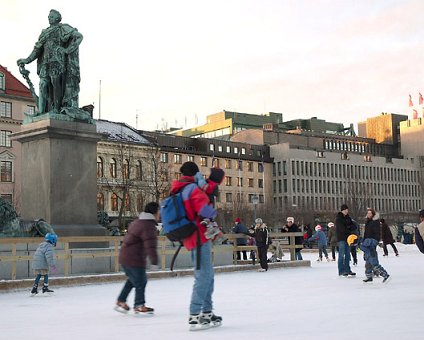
[252,194,259,223]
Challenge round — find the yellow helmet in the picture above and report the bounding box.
[347,234,358,246]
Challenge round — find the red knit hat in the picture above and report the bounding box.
[235,218,241,223]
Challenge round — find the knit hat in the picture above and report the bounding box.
[315,225,322,231]
[340,204,348,211]
[286,217,294,223]
[328,222,334,227]
[180,161,199,176]
[255,218,263,224]
[209,167,225,184]
[235,217,241,223]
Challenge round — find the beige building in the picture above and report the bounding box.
[0,65,35,211]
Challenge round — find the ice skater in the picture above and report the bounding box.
[31,233,58,295]
[308,225,329,262]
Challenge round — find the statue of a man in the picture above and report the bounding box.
[17,9,83,115]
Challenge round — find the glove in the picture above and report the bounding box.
[209,168,225,184]
[50,265,58,274]
[150,264,159,271]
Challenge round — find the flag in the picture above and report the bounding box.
[419,92,423,106]
[413,109,418,119]
[409,94,414,107]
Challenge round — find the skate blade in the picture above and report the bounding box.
[382,276,392,284]
[114,306,129,314]
[134,311,154,317]
[189,323,211,331]
[211,321,222,328]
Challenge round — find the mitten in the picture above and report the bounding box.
[194,172,207,189]
[209,168,225,184]
[50,265,58,274]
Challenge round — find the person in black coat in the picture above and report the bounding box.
[360,208,390,283]
[380,218,398,256]
[248,218,271,272]
[281,217,303,260]
[232,217,248,260]
[335,204,356,277]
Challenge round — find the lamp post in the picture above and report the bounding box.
[252,194,259,223]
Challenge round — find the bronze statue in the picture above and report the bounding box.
[17,9,92,123]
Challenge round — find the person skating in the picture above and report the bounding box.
[31,233,58,295]
[115,202,159,315]
[335,204,356,277]
[380,218,399,257]
[360,208,390,283]
[248,218,272,271]
[308,225,329,262]
[327,222,338,261]
[170,161,223,331]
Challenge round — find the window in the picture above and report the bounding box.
[212,158,220,168]
[248,178,254,187]
[96,157,104,177]
[225,193,233,202]
[234,147,239,154]
[26,105,36,116]
[225,159,232,169]
[258,162,264,173]
[97,193,104,210]
[226,146,231,153]
[259,194,264,203]
[160,153,168,163]
[124,193,131,211]
[0,161,12,182]
[237,177,243,187]
[123,159,130,179]
[236,160,243,170]
[0,72,4,91]
[218,145,223,152]
[174,154,182,164]
[111,193,118,211]
[0,101,12,118]
[341,152,349,160]
[174,172,181,180]
[241,147,246,155]
[135,161,142,180]
[137,194,144,212]
[187,155,194,162]
[225,176,232,186]
[200,157,208,167]
[316,151,324,158]
[0,130,12,147]
[247,162,253,172]
[109,158,117,178]
[209,144,215,151]
[258,178,263,188]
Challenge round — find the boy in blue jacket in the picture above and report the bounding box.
[308,225,329,262]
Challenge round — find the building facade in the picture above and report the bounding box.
[0,65,35,211]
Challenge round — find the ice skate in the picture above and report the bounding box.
[189,314,210,331]
[212,231,226,245]
[347,271,356,277]
[42,285,54,294]
[326,257,330,262]
[134,305,154,315]
[382,275,391,284]
[257,268,267,272]
[114,301,130,314]
[204,223,221,240]
[316,258,322,262]
[30,286,38,296]
[202,312,222,328]
[363,277,373,283]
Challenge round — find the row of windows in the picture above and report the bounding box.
[160,152,264,172]
[324,139,368,153]
[224,176,263,188]
[209,143,246,155]
[97,157,143,180]
[0,101,36,119]
[273,160,418,182]
[274,196,421,213]
[0,72,5,91]
[273,178,420,197]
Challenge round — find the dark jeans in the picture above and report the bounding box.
[337,241,351,275]
[118,265,147,307]
[257,245,269,270]
[34,274,48,286]
[383,242,398,255]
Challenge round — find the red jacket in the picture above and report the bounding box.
[170,176,217,250]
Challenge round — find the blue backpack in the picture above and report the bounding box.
[160,183,201,270]
[160,184,197,242]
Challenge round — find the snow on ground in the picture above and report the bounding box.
[1,244,422,340]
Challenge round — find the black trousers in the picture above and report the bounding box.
[257,245,269,270]
[236,250,248,261]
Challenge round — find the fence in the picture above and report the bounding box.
[0,232,304,280]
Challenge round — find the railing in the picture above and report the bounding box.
[0,232,304,280]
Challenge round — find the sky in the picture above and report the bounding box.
[1,0,423,132]
[1,244,422,339]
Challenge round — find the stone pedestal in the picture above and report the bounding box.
[12,119,106,238]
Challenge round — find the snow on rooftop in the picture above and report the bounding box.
[96,120,151,144]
